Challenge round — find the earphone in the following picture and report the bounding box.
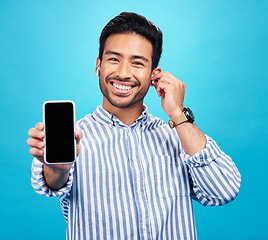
[96,67,100,77]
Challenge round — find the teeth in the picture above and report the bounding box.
[113,83,132,91]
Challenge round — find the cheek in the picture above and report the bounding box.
[134,69,152,81]
[99,67,111,82]
[140,74,153,88]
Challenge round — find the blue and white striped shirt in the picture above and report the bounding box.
[31,105,241,240]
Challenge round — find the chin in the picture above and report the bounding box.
[109,99,134,109]
[108,95,145,109]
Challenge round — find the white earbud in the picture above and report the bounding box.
[96,67,100,77]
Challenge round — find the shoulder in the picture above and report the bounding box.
[76,113,94,130]
[146,113,177,137]
[75,105,104,131]
[144,113,183,154]
[146,113,164,128]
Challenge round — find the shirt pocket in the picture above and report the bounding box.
[152,155,190,198]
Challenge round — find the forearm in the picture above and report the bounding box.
[43,164,71,191]
[184,136,241,206]
[175,122,207,156]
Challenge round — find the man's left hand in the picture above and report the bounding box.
[151,72,185,119]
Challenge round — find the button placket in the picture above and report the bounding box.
[128,126,151,239]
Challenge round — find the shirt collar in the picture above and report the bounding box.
[92,105,149,128]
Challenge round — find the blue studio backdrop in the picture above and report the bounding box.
[0,0,267,239]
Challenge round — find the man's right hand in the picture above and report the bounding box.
[27,122,83,172]
[28,122,83,190]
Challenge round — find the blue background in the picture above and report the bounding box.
[0,0,267,239]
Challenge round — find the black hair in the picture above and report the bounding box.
[99,12,163,70]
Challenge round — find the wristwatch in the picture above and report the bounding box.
[168,107,195,128]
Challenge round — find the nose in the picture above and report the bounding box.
[116,61,132,79]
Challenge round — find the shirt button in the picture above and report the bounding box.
[132,157,137,161]
[138,191,142,196]
[143,226,147,231]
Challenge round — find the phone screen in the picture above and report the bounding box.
[43,101,76,164]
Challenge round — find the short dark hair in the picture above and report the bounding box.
[99,12,163,70]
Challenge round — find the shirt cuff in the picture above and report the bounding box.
[31,158,74,197]
[182,135,224,167]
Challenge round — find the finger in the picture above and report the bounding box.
[27,138,44,148]
[152,72,182,86]
[151,72,164,82]
[154,80,166,97]
[29,147,44,160]
[75,130,83,157]
[152,81,162,97]
[75,130,83,145]
[151,73,170,92]
[35,122,44,131]
[28,128,45,139]
[154,74,185,93]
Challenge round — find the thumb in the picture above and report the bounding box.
[75,130,83,143]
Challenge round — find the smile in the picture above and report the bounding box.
[113,83,133,91]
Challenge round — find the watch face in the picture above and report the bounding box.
[184,107,195,123]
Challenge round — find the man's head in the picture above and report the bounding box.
[96,12,163,113]
[99,12,163,71]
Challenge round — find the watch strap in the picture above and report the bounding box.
[168,112,187,128]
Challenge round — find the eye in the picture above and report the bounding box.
[108,57,119,62]
[133,61,144,67]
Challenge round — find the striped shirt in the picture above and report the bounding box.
[31,105,241,240]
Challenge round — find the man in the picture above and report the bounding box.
[28,12,241,239]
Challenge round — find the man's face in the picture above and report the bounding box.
[97,33,157,109]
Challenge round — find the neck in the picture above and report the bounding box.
[102,98,144,126]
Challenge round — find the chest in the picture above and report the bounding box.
[74,125,190,198]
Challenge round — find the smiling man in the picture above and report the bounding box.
[98,32,161,126]
[28,12,241,239]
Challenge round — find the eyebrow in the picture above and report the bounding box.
[105,50,121,57]
[132,55,149,62]
[104,50,149,62]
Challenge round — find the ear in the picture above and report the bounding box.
[150,67,161,85]
[151,67,161,78]
[95,57,101,77]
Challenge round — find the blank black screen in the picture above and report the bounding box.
[44,102,75,163]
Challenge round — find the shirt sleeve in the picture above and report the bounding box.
[182,135,241,206]
[31,158,74,197]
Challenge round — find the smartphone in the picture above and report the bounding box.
[43,100,76,164]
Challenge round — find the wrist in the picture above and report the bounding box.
[168,107,184,119]
[44,163,72,175]
[168,107,195,129]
